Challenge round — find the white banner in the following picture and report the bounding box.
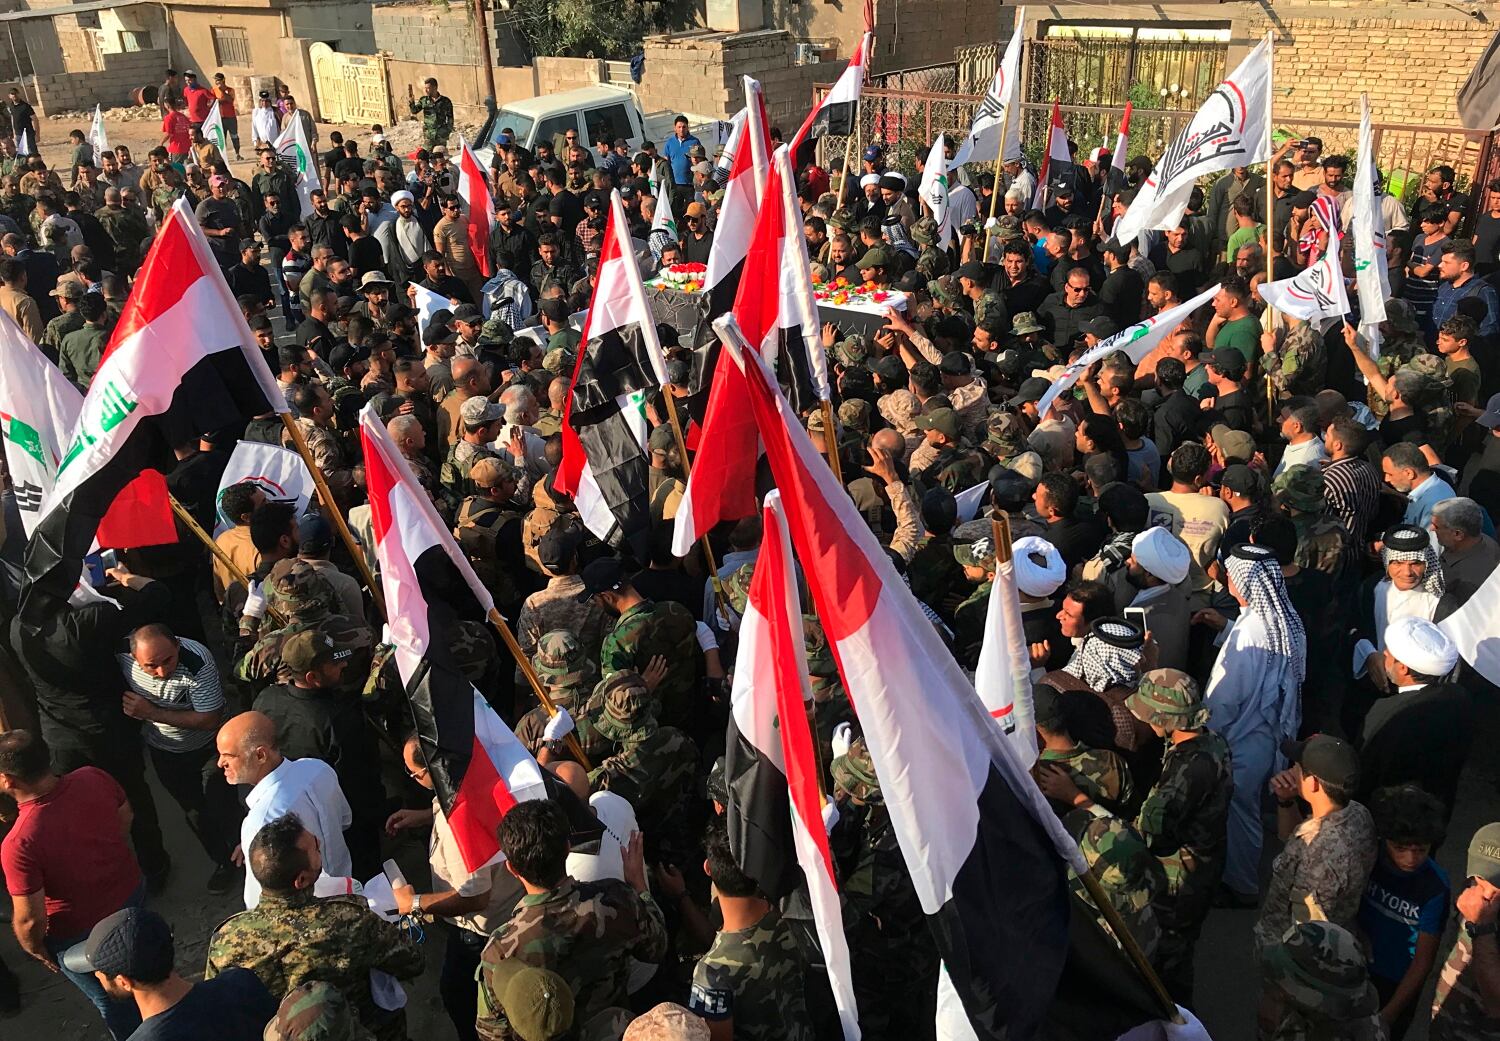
[213,440,315,536]
[1038,281,1222,419]
[918,135,952,251]
[1258,250,1351,322]
[1350,93,1389,353]
[0,310,83,536]
[1113,34,1272,244]
[273,114,322,217]
[88,105,109,167]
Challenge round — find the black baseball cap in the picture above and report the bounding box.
[1200,346,1247,378]
[62,908,174,979]
[1081,316,1119,340]
[298,513,334,554]
[1281,734,1360,791]
[537,527,581,573]
[1008,376,1051,406]
[954,261,987,283]
[576,557,631,601]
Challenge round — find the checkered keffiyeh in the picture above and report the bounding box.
[1063,629,1142,691]
[1381,542,1445,597]
[1225,548,1306,690]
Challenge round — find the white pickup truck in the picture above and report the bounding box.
[473,85,723,168]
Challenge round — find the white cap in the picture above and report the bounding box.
[1011,536,1066,598]
[1131,526,1191,586]
[1383,615,1459,678]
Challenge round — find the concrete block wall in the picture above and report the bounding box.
[533,56,606,96]
[32,47,166,114]
[287,0,378,54]
[372,3,479,68]
[634,29,843,127]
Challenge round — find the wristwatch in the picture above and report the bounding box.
[1463,919,1496,939]
[411,893,423,916]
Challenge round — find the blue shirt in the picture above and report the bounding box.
[1357,854,1449,984]
[1403,471,1456,529]
[1032,240,1054,277]
[662,133,701,186]
[1432,276,1500,337]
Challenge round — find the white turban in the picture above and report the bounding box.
[391,189,415,206]
[1383,615,1458,679]
[1012,536,1066,598]
[1131,526,1191,587]
[859,173,880,189]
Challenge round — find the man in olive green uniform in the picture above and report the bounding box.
[515,630,597,757]
[912,216,951,282]
[96,187,150,274]
[951,535,994,670]
[1032,684,1136,816]
[1271,464,1352,582]
[39,279,83,357]
[913,407,986,494]
[235,561,374,692]
[409,78,454,151]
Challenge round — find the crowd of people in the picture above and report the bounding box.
[0,64,1497,1041]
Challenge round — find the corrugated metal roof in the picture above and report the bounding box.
[0,0,153,24]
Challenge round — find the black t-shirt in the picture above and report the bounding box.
[1164,248,1205,297]
[1475,213,1500,266]
[547,190,584,237]
[131,969,277,1041]
[1099,266,1144,327]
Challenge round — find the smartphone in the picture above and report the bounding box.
[1123,606,1147,634]
[382,858,407,890]
[99,548,119,570]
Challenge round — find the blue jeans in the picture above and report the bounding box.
[45,878,146,1041]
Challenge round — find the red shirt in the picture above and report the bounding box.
[213,85,237,119]
[2,767,141,938]
[162,111,191,155]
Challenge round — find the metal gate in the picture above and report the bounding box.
[309,42,391,126]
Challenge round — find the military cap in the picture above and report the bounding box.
[1467,822,1500,886]
[623,1002,710,1041]
[856,247,890,270]
[939,351,972,377]
[1031,683,1066,729]
[1282,733,1360,791]
[806,408,830,434]
[449,620,494,684]
[536,526,580,573]
[1011,311,1045,336]
[268,561,338,615]
[827,208,855,233]
[282,629,337,674]
[838,398,872,433]
[927,275,958,306]
[470,456,521,488]
[461,396,505,426]
[830,735,881,804]
[915,406,960,440]
[534,629,588,688]
[1259,921,1379,1021]
[647,423,676,452]
[593,670,652,742]
[542,347,574,375]
[954,260,987,283]
[834,332,868,366]
[687,143,707,160]
[50,280,85,300]
[483,958,574,1041]
[721,562,754,616]
[985,410,1029,456]
[1272,464,1325,514]
[911,216,939,246]
[264,980,372,1041]
[1126,669,1207,731]
[954,536,996,571]
[1211,423,1255,464]
[577,557,631,601]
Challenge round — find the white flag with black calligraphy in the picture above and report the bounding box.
[1112,33,1273,245]
[1258,249,1351,323]
[952,10,1025,167]
[1350,93,1389,354]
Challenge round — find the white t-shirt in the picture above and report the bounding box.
[428,798,522,935]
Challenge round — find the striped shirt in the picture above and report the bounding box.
[1323,456,1383,548]
[116,637,224,752]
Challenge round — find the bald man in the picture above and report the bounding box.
[215,711,352,908]
[439,355,491,447]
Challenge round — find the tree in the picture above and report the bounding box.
[505,0,665,59]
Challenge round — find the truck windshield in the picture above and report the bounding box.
[490,111,535,147]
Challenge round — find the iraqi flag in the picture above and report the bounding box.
[272,114,322,217]
[557,189,667,561]
[710,312,1084,1039]
[1113,34,1271,245]
[1104,101,1133,197]
[1031,100,1071,210]
[688,77,771,421]
[457,135,496,278]
[725,488,861,1040]
[360,403,549,871]
[671,144,828,557]
[790,32,872,154]
[19,198,283,622]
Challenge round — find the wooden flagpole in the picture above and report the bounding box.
[279,413,386,619]
[983,36,1022,260]
[487,607,592,769]
[1264,30,1278,425]
[819,398,844,483]
[167,494,286,627]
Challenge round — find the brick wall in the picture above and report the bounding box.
[372,3,478,67]
[32,47,166,114]
[636,29,841,128]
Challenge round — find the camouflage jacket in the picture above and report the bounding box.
[516,575,608,664]
[688,908,815,1041]
[915,442,987,496]
[584,719,700,837]
[40,309,82,352]
[441,438,498,508]
[974,290,1006,328]
[96,205,150,269]
[236,612,375,690]
[1264,323,1327,398]
[916,246,952,282]
[951,579,991,671]
[281,418,356,504]
[1292,513,1351,582]
[1430,927,1500,1040]
[1039,743,1136,817]
[408,94,454,145]
[599,600,702,730]
[476,877,668,1041]
[205,888,425,1041]
[1254,800,1377,955]
[1065,805,1165,960]
[1135,729,1232,910]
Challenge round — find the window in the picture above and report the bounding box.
[211,26,251,68]
[534,113,578,156]
[583,104,633,148]
[119,30,151,53]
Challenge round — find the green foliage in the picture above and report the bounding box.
[507,0,664,59]
[1126,83,1158,112]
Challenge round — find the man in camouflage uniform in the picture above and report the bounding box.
[282,383,360,507]
[264,981,373,1041]
[39,279,83,358]
[1429,821,1500,1040]
[476,800,667,1041]
[235,561,374,692]
[454,456,527,615]
[955,260,1004,328]
[951,536,995,670]
[205,813,425,1041]
[981,410,1045,484]
[515,630,597,757]
[803,615,854,760]
[95,187,150,275]
[912,407,986,495]
[688,820,813,1041]
[1264,320,1328,399]
[408,78,454,150]
[1032,683,1136,816]
[0,175,33,230]
[911,217,951,282]
[1258,921,1387,1041]
[577,672,699,850]
[1271,464,1351,582]
[1063,805,1166,960]
[515,528,607,664]
[580,557,703,734]
[829,734,939,1037]
[1124,669,1233,1004]
[441,395,503,509]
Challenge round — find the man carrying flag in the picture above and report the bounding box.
[1032,100,1071,210]
[88,104,109,168]
[919,135,953,251]
[272,112,321,217]
[557,189,668,561]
